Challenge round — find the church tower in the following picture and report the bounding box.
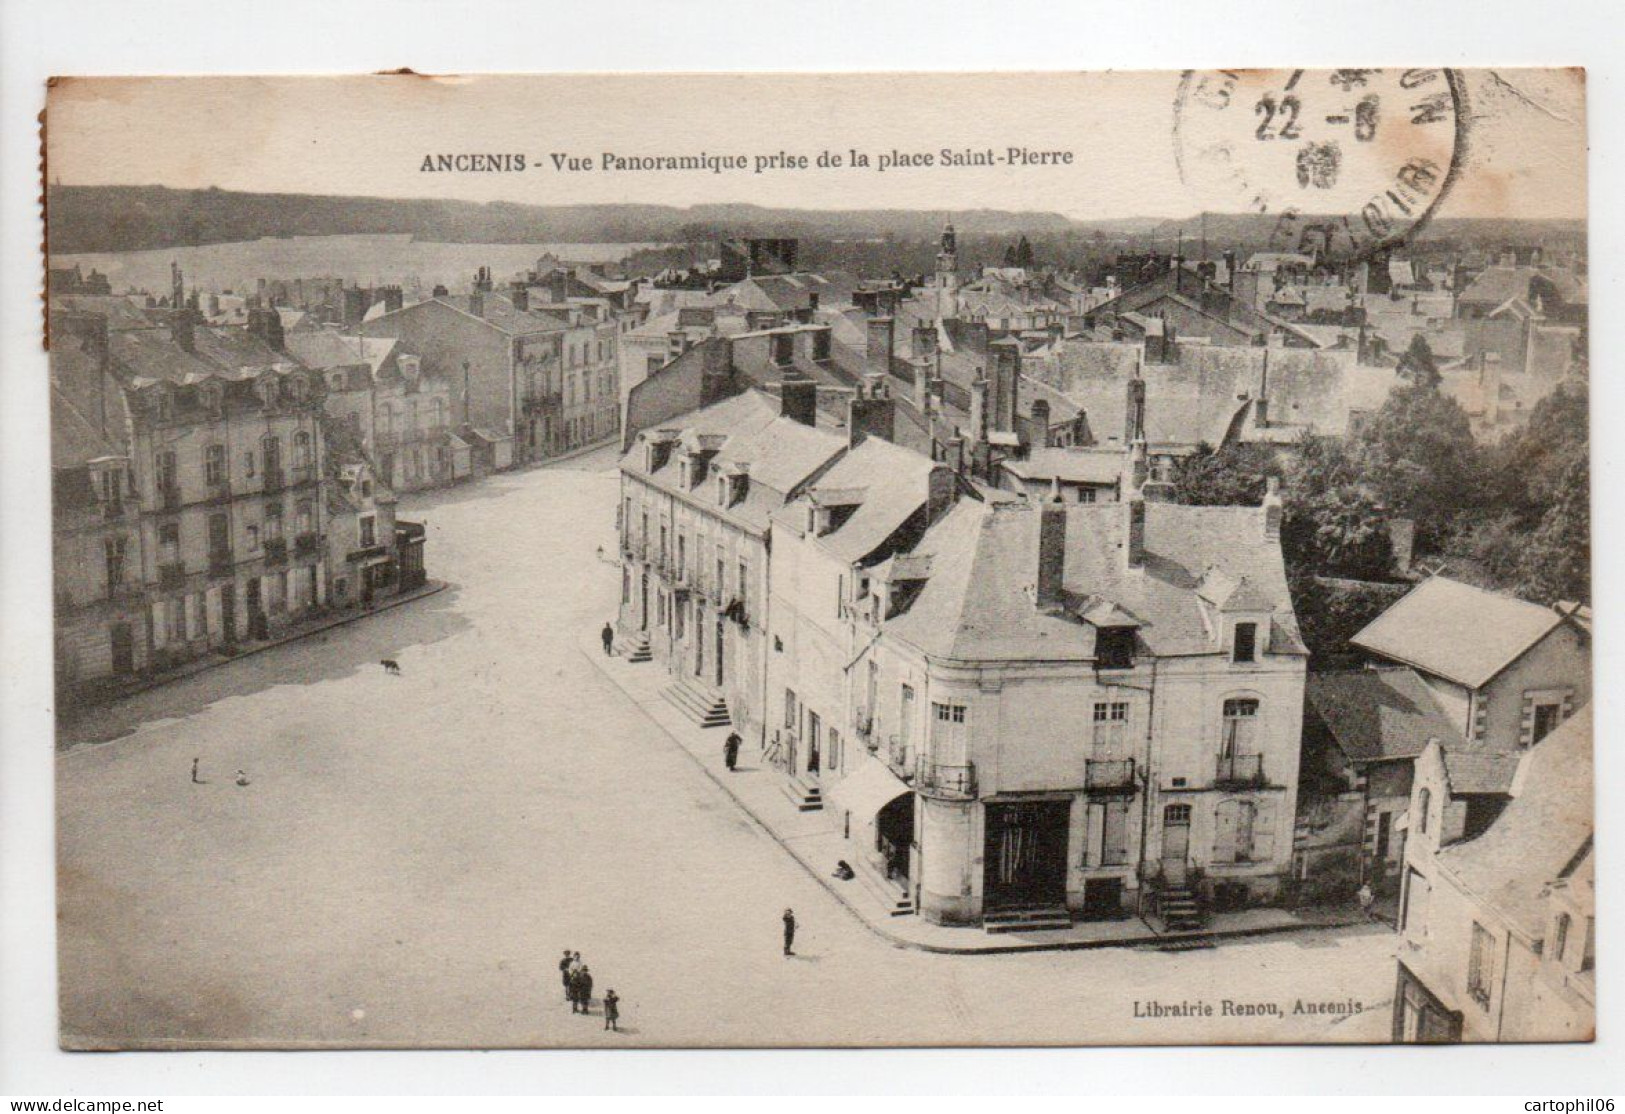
[934,220,960,320]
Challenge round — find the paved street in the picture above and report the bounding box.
[58,447,1400,1048]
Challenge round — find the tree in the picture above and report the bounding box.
[1281,434,1393,581]
[1168,442,1278,507]
[1358,385,1480,551]
[1395,334,1441,389]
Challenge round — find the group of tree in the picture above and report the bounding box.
[1167,373,1588,657]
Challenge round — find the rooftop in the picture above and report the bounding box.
[1352,576,1572,689]
[1306,667,1463,764]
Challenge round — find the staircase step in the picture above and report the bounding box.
[983,907,1073,933]
[659,682,731,728]
[781,775,824,812]
[852,858,914,916]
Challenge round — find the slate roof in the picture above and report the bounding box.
[1306,667,1463,764]
[882,498,1305,662]
[1002,447,1125,485]
[49,296,160,332]
[1439,707,1592,936]
[283,331,397,374]
[1459,265,1586,308]
[50,337,131,469]
[775,436,941,563]
[622,390,847,534]
[377,293,570,336]
[1352,576,1570,689]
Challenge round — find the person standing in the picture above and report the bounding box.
[191,757,201,784]
[782,908,796,957]
[558,949,574,1003]
[724,731,742,772]
[577,965,594,1015]
[603,989,620,1032]
[601,622,615,656]
[568,952,585,1013]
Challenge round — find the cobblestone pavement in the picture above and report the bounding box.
[58,454,1400,1048]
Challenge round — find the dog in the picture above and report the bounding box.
[380,659,401,675]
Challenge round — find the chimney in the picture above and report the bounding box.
[780,379,817,426]
[1262,475,1283,542]
[969,374,989,446]
[262,305,285,352]
[866,316,896,371]
[474,266,493,294]
[1124,376,1146,442]
[848,374,896,448]
[911,323,938,361]
[468,290,485,319]
[989,337,1021,433]
[1037,502,1067,611]
[511,281,531,313]
[1125,494,1146,570]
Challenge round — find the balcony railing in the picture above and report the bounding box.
[157,485,182,513]
[158,562,185,589]
[916,758,977,800]
[208,550,234,577]
[289,466,315,488]
[263,468,285,493]
[262,537,288,564]
[203,481,232,506]
[1215,752,1266,788]
[1085,758,1137,793]
[293,532,322,558]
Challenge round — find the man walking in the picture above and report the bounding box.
[577,965,594,1015]
[724,731,742,772]
[558,949,574,1003]
[600,621,615,656]
[603,989,620,1032]
[782,908,796,957]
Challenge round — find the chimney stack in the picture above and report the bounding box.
[780,379,817,427]
[1124,375,1146,443]
[911,323,938,362]
[988,337,1022,433]
[1125,495,1147,570]
[1262,475,1283,542]
[1037,502,1067,611]
[866,316,896,371]
[848,373,895,448]
[969,374,989,446]
[172,309,196,354]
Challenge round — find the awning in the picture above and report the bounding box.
[826,753,912,824]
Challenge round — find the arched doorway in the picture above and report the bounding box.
[877,793,914,884]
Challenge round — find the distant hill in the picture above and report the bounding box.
[44,184,1583,256]
[45,186,1088,255]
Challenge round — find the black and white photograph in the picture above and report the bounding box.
[25,64,1595,1057]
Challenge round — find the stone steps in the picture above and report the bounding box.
[853,857,915,917]
[781,774,824,812]
[614,631,652,663]
[660,681,730,728]
[983,906,1074,934]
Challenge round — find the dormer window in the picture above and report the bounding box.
[717,475,730,506]
[1233,621,1258,663]
[1096,626,1135,670]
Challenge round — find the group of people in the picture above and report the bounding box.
[559,949,619,1031]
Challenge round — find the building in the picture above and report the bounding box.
[1351,576,1591,752]
[109,314,333,663]
[821,465,1307,927]
[615,386,848,743]
[1394,707,1593,1042]
[286,331,461,493]
[764,433,958,815]
[51,313,147,692]
[1300,666,1466,896]
[360,271,618,468]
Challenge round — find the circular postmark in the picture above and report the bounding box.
[1174,68,1467,258]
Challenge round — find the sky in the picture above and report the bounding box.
[45,69,1587,222]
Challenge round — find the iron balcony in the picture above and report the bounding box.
[1215,752,1266,789]
[916,758,977,800]
[1084,757,1138,793]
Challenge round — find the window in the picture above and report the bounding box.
[244,450,257,478]
[1417,788,1431,835]
[1087,798,1133,867]
[677,535,687,577]
[246,524,260,552]
[1467,922,1496,1008]
[264,503,283,541]
[294,431,312,471]
[1554,913,1571,963]
[166,597,186,642]
[1532,702,1563,744]
[360,515,376,548]
[1222,698,1260,757]
[189,592,205,639]
[1213,798,1272,863]
[204,444,226,487]
[1096,626,1135,669]
[296,501,314,536]
[261,435,281,474]
[103,537,127,593]
[158,521,180,562]
[785,689,798,730]
[1400,866,1429,935]
[931,701,968,761]
[155,450,178,494]
[1233,621,1257,663]
[1092,701,1130,756]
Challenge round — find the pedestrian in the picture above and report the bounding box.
[567,951,585,1012]
[724,731,742,772]
[601,621,615,656]
[191,757,201,784]
[782,908,796,956]
[558,949,574,1003]
[603,989,620,1032]
[577,965,594,1015]
[1357,882,1375,920]
[235,769,250,787]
